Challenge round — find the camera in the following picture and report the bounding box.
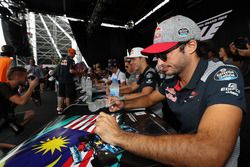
[27,73,42,106]
[28,73,36,80]
[234,37,249,50]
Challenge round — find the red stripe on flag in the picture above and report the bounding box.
[75,116,97,130]
[68,115,91,129]
[79,150,94,167]
[83,121,96,132]
[62,156,73,167]
[67,115,89,129]
[90,127,96,134]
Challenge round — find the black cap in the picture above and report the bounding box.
[1,45,14,56]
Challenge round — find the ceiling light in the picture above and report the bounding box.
[135,0,170,25]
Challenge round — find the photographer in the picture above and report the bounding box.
[0,66,38,132]
[230,37,250,57]
[230,37,250,87]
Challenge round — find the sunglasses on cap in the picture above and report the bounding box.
[155,42,187,62]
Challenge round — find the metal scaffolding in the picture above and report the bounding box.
[26,12,87,66]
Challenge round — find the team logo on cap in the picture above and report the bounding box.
[178,28,189,37]
[154,27,162,40]
[131,49,134,54]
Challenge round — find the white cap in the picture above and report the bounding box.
[126,47,148,59]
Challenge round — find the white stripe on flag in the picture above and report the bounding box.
[86,156,94,167]
[78,116,97,130]
[86,124,96,133]
[71,115,96,130]
[64,115,88,128]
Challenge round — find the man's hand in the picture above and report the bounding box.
[108,96,124,112]
[28,77,39,89]
[95,112,122,145]
[238,44,250,57]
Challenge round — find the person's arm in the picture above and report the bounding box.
[0,143,15,149]
[69,68,78,74]
[123,87,154,100]
[237,44,250,56]
[109,90,165,112]
[9,78,39,105]
[120,81,126,86]
[96,104,242,166]
[69,59,78,74]
[120,82,138,94]
[119,72,126,86]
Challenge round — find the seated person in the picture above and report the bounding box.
[107,59,126,86]
[120,47,158,100]
[95,15,245,166]
[0,66,38,130]
[124,57,139,85]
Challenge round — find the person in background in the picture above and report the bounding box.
[229,37,250,87]
[42,66,49,91]
[108,59,126,86]
[124,57,139,85]
[119,47,158,100]
[230,36,250,166]
[25,58,44,106]
[95,15,245,166]
[57,48,77,114]
[120,47,162,117]
[218,45,233,64]
[0,67,38,157]
[0,45,16,82]
[26,58,44,81]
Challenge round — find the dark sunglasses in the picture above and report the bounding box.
[124,59,131,63]
[155,42,187,61]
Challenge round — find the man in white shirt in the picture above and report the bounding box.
[108,59,126,86]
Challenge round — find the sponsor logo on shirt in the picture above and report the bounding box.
[146,79,152,84]
[183,91,199,103]
[189,91,198,99]
[146,73,153,78]
[214,68,238,81]
[220,83,240,96]
[165,87,177,102]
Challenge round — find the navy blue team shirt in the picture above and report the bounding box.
[159,58,246,133]
[135,66,158,93]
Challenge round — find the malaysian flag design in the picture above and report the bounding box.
[1,115,101,167]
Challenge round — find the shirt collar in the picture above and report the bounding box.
[140,65,150,76]
[174,58,208,91]
[184,58,208,90]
